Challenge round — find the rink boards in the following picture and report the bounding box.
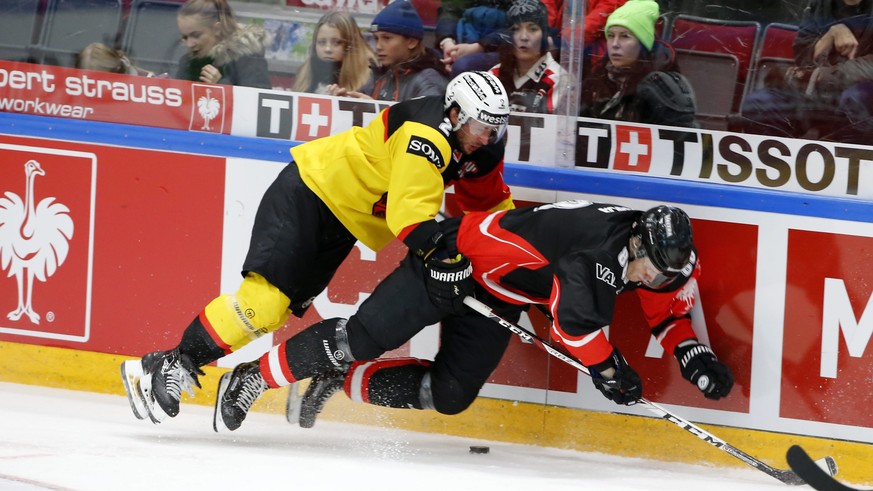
[0,61,872,482]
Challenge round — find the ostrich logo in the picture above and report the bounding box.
[0,159,74,324]
[198,88,221,130]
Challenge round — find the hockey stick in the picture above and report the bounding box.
[787,446,858,491]
[463,296,837,486]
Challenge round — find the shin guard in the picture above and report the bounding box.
[201,273,291,353]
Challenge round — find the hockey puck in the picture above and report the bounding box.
[469,445,490,454]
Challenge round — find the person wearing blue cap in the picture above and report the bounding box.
[329,0,449,101]
[579,0,699,128]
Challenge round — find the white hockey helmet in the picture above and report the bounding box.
[444,71,510,144]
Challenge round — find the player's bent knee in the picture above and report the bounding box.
[428,373,477,415]
[344,316,388,360]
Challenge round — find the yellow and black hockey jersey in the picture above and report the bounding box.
[292,96,514,253]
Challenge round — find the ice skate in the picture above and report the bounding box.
[120,359,148,420]
[298,369,346,428]
[213,361,268,432]
[121,349,203,424]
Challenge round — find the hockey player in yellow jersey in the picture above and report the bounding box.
[121,71,515,424]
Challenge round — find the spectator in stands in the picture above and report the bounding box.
[292,10,376,94]
[329,0,448,101]
[435,0,515,76]
[76,42,161,77]
[175,0,271,89]
[740,0,873,143]
[579,0,698,128]
[491,0,572,114]
[554,0,626,49]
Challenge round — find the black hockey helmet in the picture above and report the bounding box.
[634,205,693,275]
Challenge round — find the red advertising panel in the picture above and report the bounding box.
[605,219,757,412]
[0,143,95,341]
[783,230,873,427]
[0,135,225,356]
[0,61,233,134]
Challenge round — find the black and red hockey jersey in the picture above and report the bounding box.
[455,200,700,366]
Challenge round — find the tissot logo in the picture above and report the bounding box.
[0,144,95,342]
[189,84,225,133]
[295,96,332,141]
[257,93,294,139]
[613,125,653,171]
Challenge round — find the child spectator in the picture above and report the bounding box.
[491,0,572,114]
[579,0,698,128]
[330,0,448,101]
[175,0,271,89]
[292,10,376,94]
[77,42,160,77]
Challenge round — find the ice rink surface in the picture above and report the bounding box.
[0,382,794,491]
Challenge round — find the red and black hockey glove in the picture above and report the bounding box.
[588,348,642,405]
[674,340,733,400]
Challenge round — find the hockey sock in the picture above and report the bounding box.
[178,314,227,367]
[259,318,353,388]
[344,358,432,409]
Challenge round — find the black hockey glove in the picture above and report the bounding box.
[589,348,642,406]
[674,340,734,400]
[425,254,475,314]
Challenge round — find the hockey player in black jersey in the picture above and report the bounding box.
[120,71,516,425]
[214,200,734,432]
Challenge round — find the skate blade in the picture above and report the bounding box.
[120,361,148,420]
[285,381,301,426]
[138,373,168,425]
[212,372,232,433]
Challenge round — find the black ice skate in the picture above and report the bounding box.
[297,369,346,428]
[213,361,268,432]
[121,349,203,424]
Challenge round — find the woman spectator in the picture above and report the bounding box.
[292,10,376,94]
[330,0,448,101]
[579,0,698,128]
[175,0,271,89]
[491,0,571,114]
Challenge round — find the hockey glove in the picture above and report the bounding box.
[425,254,475,314]
[589,348,642,405]
[674,340,734,400]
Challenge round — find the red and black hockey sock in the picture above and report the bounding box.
[260,318,353,388]
[344,358,432,409]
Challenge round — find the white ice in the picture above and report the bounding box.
[0,382,792,491]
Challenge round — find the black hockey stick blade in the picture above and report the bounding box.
[462,296,825,486]
[787,445,857,491]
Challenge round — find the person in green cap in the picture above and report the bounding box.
[579,0,699,128]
